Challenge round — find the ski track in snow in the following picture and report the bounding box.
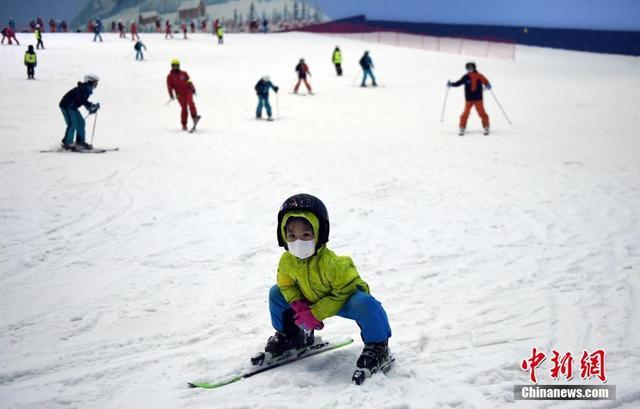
[1,32,639,409]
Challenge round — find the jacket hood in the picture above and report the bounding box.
[280,210,320,247]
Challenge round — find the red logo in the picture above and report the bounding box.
[521,348,607,384]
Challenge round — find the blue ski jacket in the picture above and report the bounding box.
[59,82,94,110]
[255,79,278,97]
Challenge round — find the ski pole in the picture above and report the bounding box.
[275,92,280,120]
[489,88,512,125]
[440,86,450,123]
[90,110,98,145]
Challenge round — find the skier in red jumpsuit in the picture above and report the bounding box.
[166,59,200,131]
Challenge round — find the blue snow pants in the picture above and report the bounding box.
[61,107,86,145]
[136,50,144,60]
[362,68,377,86]
[93,32,103,42]
[269,285,392,343]
[256,95,272,118]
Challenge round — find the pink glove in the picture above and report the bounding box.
[291,300,309,314]
[291,300,324,330]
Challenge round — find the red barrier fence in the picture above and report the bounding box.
[321,31,516,59]
[290,20,516,60]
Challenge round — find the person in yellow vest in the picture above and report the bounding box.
[216,25,224,45]
[24,45,37,79]
[35,24,44,49]
[332,46,342,76]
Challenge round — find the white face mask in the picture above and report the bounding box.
[288,239,316,259]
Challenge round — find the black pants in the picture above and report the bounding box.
[36,39,44,49]
[334,63,342,76]
[26,64,35,79]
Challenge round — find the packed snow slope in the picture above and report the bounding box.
[1,32,640,409]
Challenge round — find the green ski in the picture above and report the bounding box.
[188,338,354,389]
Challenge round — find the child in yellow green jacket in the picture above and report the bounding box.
[263,193,392,382]
[24,45,37,79]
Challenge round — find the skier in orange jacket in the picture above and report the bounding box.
[448,62,492,136]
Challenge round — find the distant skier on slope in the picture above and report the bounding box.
[293,58,312,94]
[259,193,393,385]
[447,61,492,136]
[181,22,187,39]
[1,26,19,45]
[332,46,342,76]
[58,75,101,150]
[216,25,223,44]
[254,75,279,120]
[166,59,200,131]
[130,21,139,41]
[359,51,377,87]
[92,18,103,42]
[165,20,173,39]
[35,24,44,49]
[24,45,37,79]
[134,40,146,60]
[117,20,126,39]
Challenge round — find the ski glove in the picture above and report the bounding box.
[89,103,100,113]
[295,309,324,331]
[274,86,279,93]
[485,83,492,90]
[291,300,324,330]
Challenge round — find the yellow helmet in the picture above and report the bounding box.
[171,59,180,66]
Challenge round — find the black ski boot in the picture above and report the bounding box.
[251,309,314,365]
[352,341,392,385]
[265,329,313,356]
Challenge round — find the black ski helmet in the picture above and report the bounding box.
[277,193,330,250]
[465,61,477,71]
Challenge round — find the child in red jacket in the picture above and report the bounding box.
[166,59,200,131]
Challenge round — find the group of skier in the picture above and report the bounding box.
[11,23,500,384]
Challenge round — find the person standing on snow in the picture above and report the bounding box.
[216,25,224,44]
[260,193,393,385]
[130,21,139,41]
[293,58,312,94]
[58,75,101,150]
[165,20,173,39]
[255,75,279,120]
[359,51,377,87]
[2,26,19,45]
[134,40,146,60]
[332,46,342,76]
[35,24,44,49]
[24,45,37,79]
[117,20,126,39]
[93,18,103,42]
[447,61,491,136]
[166,59,200,131]
[181,22,188,39]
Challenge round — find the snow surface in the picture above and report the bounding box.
[1,32,640,409]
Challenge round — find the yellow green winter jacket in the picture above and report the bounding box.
[276,211,369,321]
[332,50,342,64]
[24,52,37,65]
